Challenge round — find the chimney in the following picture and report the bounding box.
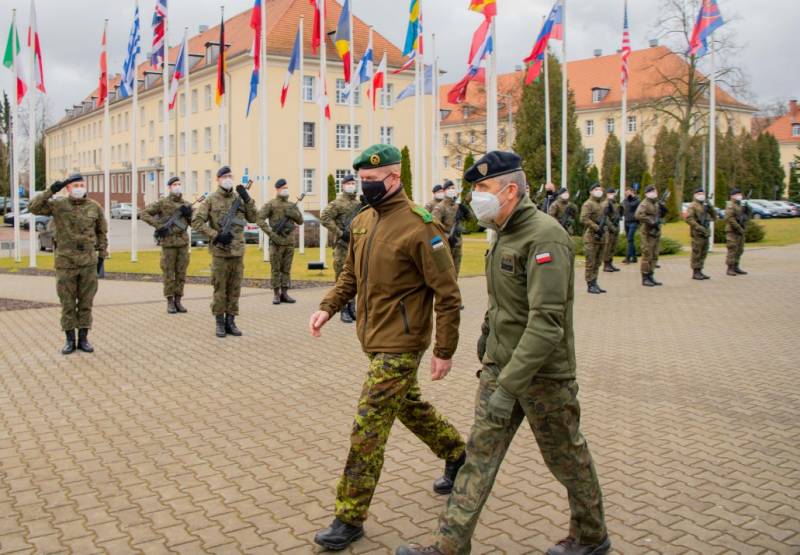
[514,64,523,72]
[199,24,209,33]
[649,39,659,48]
[790,99,798,114]
[593,49,602,57]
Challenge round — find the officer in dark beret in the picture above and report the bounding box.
[426,183,445,212]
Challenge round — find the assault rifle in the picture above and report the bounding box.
[213,194,245,248]
[154,193,207,245]
[737,189,753,229]
[594,202,612,241]
[559,191,581,234]
[272,193,307,237]
[447,203,472,248]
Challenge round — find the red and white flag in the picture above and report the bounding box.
[97,26,108,107]
[27,0,45,93]
[317,71,330,119]
[309,0,321,53]
[168,31,187,110]
[371,52,386,110]
[620,0,631,89]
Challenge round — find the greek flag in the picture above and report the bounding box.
[119,3,141,98]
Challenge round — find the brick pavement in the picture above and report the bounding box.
[0,246,799,554]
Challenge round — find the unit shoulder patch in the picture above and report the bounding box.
[412,206,433,223]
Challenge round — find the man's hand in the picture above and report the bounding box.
[215,231,234,246]
[309,310,330,337]
[179,205,192,218]
[486,386,516,425]
[49,180,65,194]
[236,185,251,203]
[431,356,452,381]
[155,226,170,238]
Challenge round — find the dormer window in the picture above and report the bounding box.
[793,123,800,137]
[592,87,610,103]
[463,106,472,118]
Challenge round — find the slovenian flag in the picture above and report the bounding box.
[334,0,352,83]
[168,32,187,110]
[3,18,28,104]
[281,27,301,107]
[523,0,563,85]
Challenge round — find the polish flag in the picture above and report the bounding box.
[27,0,45,93]
[371,52,386,110]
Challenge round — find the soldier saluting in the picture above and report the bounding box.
[320,173,362,322]
[29,174,108,354]
[141,176,194,313]
[192,166,257,337]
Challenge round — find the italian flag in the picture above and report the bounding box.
[3,19,28,104]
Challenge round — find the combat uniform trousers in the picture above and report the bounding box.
[726,232,744,267]
[640,231,660,274]
[211,256,243,316]
[603,226,619,265]
[269,244,294,289]
[451,244,463,277]
[56,264,98,331]
[333,243,348,281]
[161,246,190,297]
[335,352,466,525]
[690,230,710,271]
[435,365,606,555]
[584,238,604,283]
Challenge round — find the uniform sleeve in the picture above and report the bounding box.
[256,203,272,234]
[29,190,54,216]
[430,203,444,224]
[547,202,559,217]
[95,206,109,257]
[319,203,339,234]
[140,200,161,228]
[726,205,744,234]
[414,223,461,359]
[243,197,258,223]
[192,199,217,241]
[580,202,599,231]
[635,202,655,225]
[289,204,303,224]
[497,241,571,398]
[685,206,702,232]
[319,233,358,316]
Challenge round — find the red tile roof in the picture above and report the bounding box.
[763,101,800,143]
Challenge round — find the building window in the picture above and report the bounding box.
[179,93,186,117]
[591,88,609,103]
[585,119,594,137]
[204,170,212,190]
[191,171,198,190]
[302,76,316,102]
[191,89,198,113]
[148,121,155,140]
[124,112,129,131]
[204,127,212,152]
[463,106,472,119]
[140,140,145,160]
[469,130,476,144]
[179,132,186,155]
[335,169,351,193]
[191,130,198,153]
[111,117,116,134]
[456,155,463,169]
[443,133,449,146]
[303,122,315,148]
[158,101,164,121]
[380,83,395,108]
[335,79,360,105]
[158,136,164,155]
[443,155,449,169]
[140,107,145,126]
[793,124,800,137]
[335,124,361,150]
[606,118,615,134]
[303,168,315,193]
[380,126,394,145]
[204,85,212,110]
[587,148,595,166]
[456,132,462,144]
[627,115,637,133]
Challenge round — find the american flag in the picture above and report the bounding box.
[620,0,631,89]
[150,0,167,67]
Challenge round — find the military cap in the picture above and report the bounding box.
[167,176,180,186]
[730,187,741,196]
[693,187,704,194]
[275,178,288,188]
[464,151,522,183]
[443,179,455,188]
[217,166,232,178]
[645,185,657,193]
[557,187,568,195]
[342,174,356,183]
[353,144,402,170]
[63,173,85,186]
[432,184,444,193]
[606,187,616,194]
[589,183,602,191]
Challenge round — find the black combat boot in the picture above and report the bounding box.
[432,452,466,494]
[587,280,605,294]
[546,535,611,555]
[631,256,638,263]
[280,287,296,304]
[174,296,188,313]
[215,315,226,337]
[272,288,281,305]
[61,330,76,355]
[727,265,737,276]
[651,273,663,286]
[340,307,354,323]
[167,296,177,314]
[734,265,747,275]
[347,300,357,321]
[603,263,614,273]
[700,272,710,280]
[313,518,364,550]
[692,270,705,280]
[642,273,657,287]
[608,262,620,272]
[77,329,94,353]
[396,545,445,555]
[225,314,243,336]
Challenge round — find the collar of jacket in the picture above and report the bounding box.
[218,187,234,197]
[169,193,183,201]
[372,186,409,217]
[645,196,658,205]
[69,196,87,205]
[498,195,536,234]
[342,192,357,200]
[591,195,604,204]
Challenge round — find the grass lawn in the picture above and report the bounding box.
[3,218,798,281]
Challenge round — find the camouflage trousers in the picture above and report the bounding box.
[436,367,606,555]
[640,232,661,274]
[602,228,619,264]
[726,232,744,267]
[269,244,294,289]
[335,352,466,525]
[583,239,604,283]
[210,256,243,316]
[451,244,463,277]
[56,264,98,331]
[161,246,190,297]
[690,231,710,271]
[333,243,348,281]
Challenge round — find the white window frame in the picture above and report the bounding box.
[793,124,800,137]
[204,127,212,152]
[204,85,212,110]
[303,168,315,193]
[627,115,637,133]
[204,170,212,190]
[335,79,360,105]
[302,76,316,102]
[380,126,394,145]
[606,118,615,134]
[585,119,595,137]
[191,89,198,113]
[303,122,315,148]
[379,83,395,108]
[191,130,198,154]
[587,148,595,166]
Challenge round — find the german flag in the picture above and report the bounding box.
[215,12,226,106]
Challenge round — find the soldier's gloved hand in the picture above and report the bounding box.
[155,226,170,238]
[49,180,66,194]
[236,185,251,203]
[486,386,516,425]
[179,205,192,218]
[215,231,234,246]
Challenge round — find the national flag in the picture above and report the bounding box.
[371,52,386,110]
[391,51,416,75]
[347,30,373,99]
[523,0,563,85]
[396,64,433,102]
[309,0,321,54]
[215,13,226,106]
[317,72,330,119]
[150,0,167,67]
[3,19,28,104]
[334,0,352,83]
[403,0,423,56]
[535,252,552,264]
[469,0,497,19]
[119,3,141,99]
[280,27,301,107]
[620,0,631,89]
[98,26,108,107]
[246,0,262,116]
[27,0,45,93]
[168,32,187,110]
[447,18,493,104]
[688,0,724,57]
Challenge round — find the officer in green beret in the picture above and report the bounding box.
[309,144,466,551]
[396,151,610,555]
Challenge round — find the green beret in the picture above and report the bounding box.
[353,144,401,171]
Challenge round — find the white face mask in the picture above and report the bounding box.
[445,189,459,199]
[170,186,182,195]
[278,189,290,198]
[695,194,706,202]
[592,189,604,198]
[470,185,509,225]
[434,192,445,200]
[220,179,234,190]
[70,187,86,199]
[343,184,356,194]
[560,193,570,201]
[733,195,743,202]
[646,192,658,200]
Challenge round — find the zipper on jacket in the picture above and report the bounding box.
[362,214,381,333]
[399,300,410,334]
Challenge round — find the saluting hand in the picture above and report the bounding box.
[430,356,452,381]
[309,310,330,337]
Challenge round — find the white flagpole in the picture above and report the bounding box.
[11,10,21,263]
[367,26,374,146]
[298,17,306,254]
[421,61,428,207]
[103,20,111,257]
[349,0,355,163]
[543,19,552,185]
[382,52,388,139]
[709,39,717,249]
[28,0,37,267]
[486,17,498,152]
[620,71,627,203]
[182,28,191,253]
[319,0,328,266]
[561,0,568,191]
[162,4,169,191]
[431,33,439,188]
[261,3,269,262]
[131,41,139,262]
[414,52,421,202]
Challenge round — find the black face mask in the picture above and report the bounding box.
[361,175,391,206]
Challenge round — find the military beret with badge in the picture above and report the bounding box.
[464,151,522,184]
[352,144,402,171]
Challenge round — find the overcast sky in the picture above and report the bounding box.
[1,0,798,126]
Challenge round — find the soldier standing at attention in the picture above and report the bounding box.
[602,188,622,273]
[29,174,108,354]
[320,173,362,322]
[580,183,608,294]
[308,144,466,551]
[396,151,610,555]
[635,185,664,287]
[548,187,578,235]
[621,186,640,264]
[141,176,194,313]
[425,183,445,212]
[431,181,465,276]
[257,178,304,305]
[192,166,257,337]
[725,187,749,276]
[685,187,716,280]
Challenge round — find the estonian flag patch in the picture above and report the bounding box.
[431,235,445,250]
[535,252,552,264]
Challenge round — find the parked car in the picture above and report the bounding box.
[769,201,799,217]
[680,202,725,220]
[22,213,50,231]
[0,196,29,214]
[743,200,778,219]
[111,203,136,219]
[190,213,322,247]
[38,225,54,252]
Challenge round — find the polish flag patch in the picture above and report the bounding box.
[535,252,553,264]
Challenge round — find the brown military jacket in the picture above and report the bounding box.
[319,189,461,359]
[29,190,108,270]
[192,187,257,257]
[431,197,463,248]
[580,196,608,244]
[140,193,192,248]
[686,200,716,237]
[635,197,662,237]
[725,200,747,235]
[256,197,303,247]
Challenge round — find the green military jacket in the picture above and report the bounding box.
[140,193,192,248]
[580,196,608,244]
[725,200,747,235]
[192,187,257,257]
[320,192,361,246]
[256,197,304,247]
[29,190,108,270]
[481,195,577,397]
[431,197,463,248]
[547,198,578,234]
[686,200,716,237]
[635,197,662,237]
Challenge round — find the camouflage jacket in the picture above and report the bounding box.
[725,201,747,235]
[431,198,463,248]
[635,197,662,237]
[192,187,257,257]
[548,198,578,234]
[580,197,608,244]
[256,197,304,247]
[606,199,622,233]
[424,198,442,213]
[320,192,361,245]
[686,200,716,236]
[29,190,108,270]
[140,193,192,248]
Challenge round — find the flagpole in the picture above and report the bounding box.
[349,0,355,165]
[709,38,717,249]
[182,28,191,255]
[421,60,428,207]
[414,49,421,202]
[162,4,169,192]
[382,52,388,141]
[319,0,328,266]
[103,20,111,257]
[367,26,374,146]
[10,10,21,263]
[261,2,270,262]
[131,42,139,262]
[431,33,439,188]
[486,17,498,152]
[560,0,568,191]
[218,6,226,167]
[28,0,37,267]
[543,19,552,185]
[298,16,306,254]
